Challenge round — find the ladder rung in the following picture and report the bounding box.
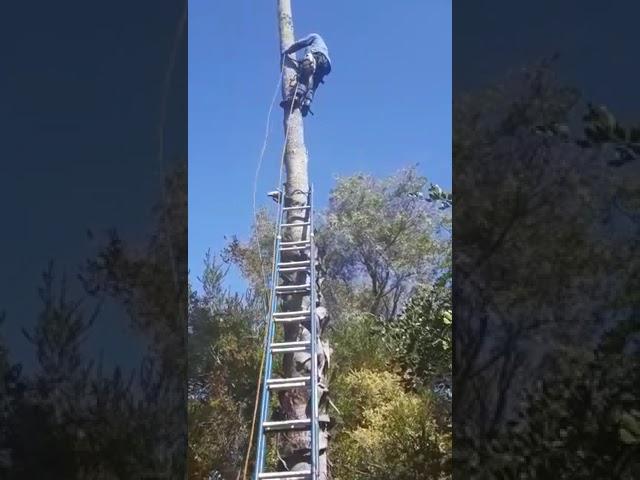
[279,265,310,272]
[274,315,310,323]
[275,284,310,293]
[267,376,311,390]
[280,240,311,246]
[271,340,311,353]
[273,310,311,318]
[281,222,311,228]
[278,260,311,267]
[280,246,311,252]
[273,309,311,323]
[259,470,311,479]
[276,290,309,296]
[282,205,311,211]
[263,418,311,432]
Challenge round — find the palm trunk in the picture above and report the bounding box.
[276,1,330,478]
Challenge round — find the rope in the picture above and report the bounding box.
[242,71,301,480]
[253,71,283,301]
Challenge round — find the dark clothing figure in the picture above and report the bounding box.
[281,33,331,116]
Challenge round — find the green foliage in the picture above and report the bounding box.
[222,208,276,303]
[191,168,453,478]
[451,61,640,479]
[329,312,389,375]
[188,389,248,480]
[384,280,452,390]
[189,253,262,404]
[427,183,453,209]
[0,165,188,478]
[452,61,640,454]
[332,370,451,480]
[458,319,640,479]
[2,265,179,479]
[576,103,640,167]
[188,253,263,479]
[333,370,401,427]
[328,283,453,479]
[319,167,451,320]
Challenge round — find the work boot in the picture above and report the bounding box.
[300,96,313,117]
[279,97,295,109]
[301,101,314,117]
[279,87,306,111]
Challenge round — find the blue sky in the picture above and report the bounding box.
[1,1,186,368]
[189,0,451,293]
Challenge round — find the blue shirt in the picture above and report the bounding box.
[284,33,331,66]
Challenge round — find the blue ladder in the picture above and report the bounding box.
[254,186,320,480]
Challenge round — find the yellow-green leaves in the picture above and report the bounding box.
[332,369,451,480]
[618,409,640,445]
[318,167,451,319]
[383,282,452,388]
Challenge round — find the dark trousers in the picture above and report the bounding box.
[298,52,330,105]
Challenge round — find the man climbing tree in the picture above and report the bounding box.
[260,1,331,478]
[280,33,332,117]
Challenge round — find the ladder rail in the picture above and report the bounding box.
[254,191,286,479]
[309,186,320,479]
[255,187,320,479]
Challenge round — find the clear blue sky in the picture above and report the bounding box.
[189,0,451,292]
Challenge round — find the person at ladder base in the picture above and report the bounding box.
[280,33,331,117]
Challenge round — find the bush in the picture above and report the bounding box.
[332,369,451,480]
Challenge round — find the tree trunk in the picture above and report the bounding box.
[276,1,330,478]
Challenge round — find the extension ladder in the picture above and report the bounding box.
[254,187,320,480]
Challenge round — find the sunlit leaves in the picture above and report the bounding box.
[331,370,451,480]
[383,281,452,390]
[318,167,451,319]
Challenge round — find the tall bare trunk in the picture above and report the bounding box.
[276,1,330,478]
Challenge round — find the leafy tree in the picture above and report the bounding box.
[187,254,263,479]
[79,162,188,475]
[0,265,177,479]
[331,370,451,480]
[329,312,389,375]
[220,168,451,324]
[0,164,188,479]
[383,278,452,392]
[82,163,187,374]
[453,60,638,439]
[454,59,640,476]
[222,208,276,305]
[459,318,640,479]
[327,278,452,479]
[197,168,452,478]
[318,167,451,321]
